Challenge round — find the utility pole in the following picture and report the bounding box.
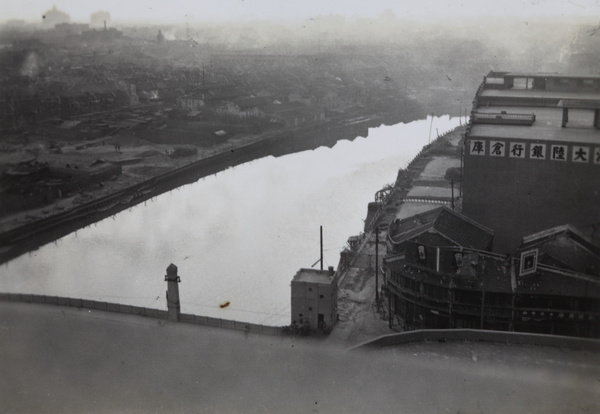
[451,178,455,210]
[480,282,486,330]
[375,230,379,305]
[388,287,393,329]
[428,114,434,144]
[459,143,464,198]
[320,225,323,271]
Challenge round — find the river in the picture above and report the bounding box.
[0,115,461,326]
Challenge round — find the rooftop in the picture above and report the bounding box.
[292,268,334,284]
[470,105,600,144]
[490,71,600,80]
[520,225,600,276]
[479,89,600,102]
[389,206,494,251]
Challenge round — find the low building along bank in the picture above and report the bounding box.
[384,208,599,338]
[291,266,338,333]
[384,72,600,338]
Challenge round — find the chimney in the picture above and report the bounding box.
[164,263,181,322]
[328,266,334,277]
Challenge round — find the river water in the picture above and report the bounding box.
[0,115,461,326]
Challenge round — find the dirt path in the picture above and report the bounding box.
[327,234,395,346]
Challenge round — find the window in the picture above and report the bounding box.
[308,288,312,292]
[308,307,313,311]
[320,295,324,299]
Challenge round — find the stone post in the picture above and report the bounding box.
[165,263,181,322]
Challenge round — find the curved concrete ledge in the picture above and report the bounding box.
[348,328,600,352]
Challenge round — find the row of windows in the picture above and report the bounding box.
[393,274,596,312]
[306,286,335,299]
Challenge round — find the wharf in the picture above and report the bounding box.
[328,125,466,346]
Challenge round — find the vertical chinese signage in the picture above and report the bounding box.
[519,249,538,276]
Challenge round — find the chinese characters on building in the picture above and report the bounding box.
[469,140,600,164]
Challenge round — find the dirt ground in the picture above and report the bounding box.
[326,232,397,346]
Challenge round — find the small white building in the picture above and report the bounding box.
[291,266,338,333]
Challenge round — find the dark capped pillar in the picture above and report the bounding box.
[165,263,181,322]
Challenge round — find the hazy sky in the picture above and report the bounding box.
[2,0,600,24]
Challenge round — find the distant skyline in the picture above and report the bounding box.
[2,0,600,24]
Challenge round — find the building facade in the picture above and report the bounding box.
[291,267,338,333]
[384,208,600,338]
[382,72,600,338]
[462,72,600,253]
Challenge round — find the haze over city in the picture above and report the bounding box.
[3,0,600,23]
[0,1,599,413]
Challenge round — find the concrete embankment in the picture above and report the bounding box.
[0,292,281,336]
[328,125,466,346]
[0,115,384,264]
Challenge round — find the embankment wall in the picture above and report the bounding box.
[0,117,382,264]
[0,292,281,336]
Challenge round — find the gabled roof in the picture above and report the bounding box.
[520,224,600,275]
[389,206,494,251]
[521,224,597,251]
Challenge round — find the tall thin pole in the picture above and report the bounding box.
[451,178,455,210]
[459,145,464,198]
[428,114,434,144]
[480,284,485,330]
[320,226,323,271]
[388,289,393,329]
[375,230,379,304]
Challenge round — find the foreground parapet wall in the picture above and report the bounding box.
[349,328,600,352]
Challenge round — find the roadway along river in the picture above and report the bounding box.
[0,115,461,326]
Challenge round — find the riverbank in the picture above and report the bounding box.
[0,113,392,265]
[327,124,466,346]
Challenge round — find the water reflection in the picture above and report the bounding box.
[1,116,461,325]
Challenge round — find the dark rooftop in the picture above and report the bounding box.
[389,206,494,251]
